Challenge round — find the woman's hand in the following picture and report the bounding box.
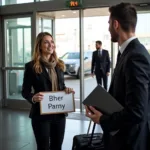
[65,87,75,94]
[32,92,44,103]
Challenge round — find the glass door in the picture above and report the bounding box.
[136,11,150,52]
[7,27,31,97]
[38,16,54,35]
[83,8,112,99]
[3,17,32,108]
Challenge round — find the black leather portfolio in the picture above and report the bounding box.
[83,85,123,115]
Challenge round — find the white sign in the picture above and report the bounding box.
[40,91,75,115]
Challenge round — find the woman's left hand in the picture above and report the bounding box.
[65,87,75,94]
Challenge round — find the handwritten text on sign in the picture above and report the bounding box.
[40,91,75,115]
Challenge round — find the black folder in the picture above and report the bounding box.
[83,85,123,115]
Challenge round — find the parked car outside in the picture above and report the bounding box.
[59,51,92,78]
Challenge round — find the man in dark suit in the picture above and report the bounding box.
[91,41,110,90]
[86,3,150,150]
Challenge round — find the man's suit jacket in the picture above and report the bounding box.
[91,49,110,75]
[100,39,150,150]
[22,61,66,119]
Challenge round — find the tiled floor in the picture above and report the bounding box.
[0,108,103,150]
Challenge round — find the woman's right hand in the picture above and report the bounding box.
[32,92,44,103]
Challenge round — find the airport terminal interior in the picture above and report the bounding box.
[0,0,150,150]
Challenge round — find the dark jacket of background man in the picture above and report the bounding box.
[91,41,110,90]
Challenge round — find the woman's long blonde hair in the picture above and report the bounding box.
[32,32,65,73]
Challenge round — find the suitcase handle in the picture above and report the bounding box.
[87,119,96,146]
[87,119,92,134]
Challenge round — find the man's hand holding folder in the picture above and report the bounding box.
[83,85,123,124]
[85,106,103,124]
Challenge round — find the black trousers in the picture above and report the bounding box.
[95,70,108,90]
[31,115,66,150]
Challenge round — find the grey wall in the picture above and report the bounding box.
[0,0,150,15]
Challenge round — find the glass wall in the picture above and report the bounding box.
[4,17,32,99]
[39,10,80,110]
[55,15,79,57]
[83,8,112,99]
[2,0,34,5]
[39,17,53,34]
[136,12,150,53]
[5,18,31,67]
[55,11,80,110]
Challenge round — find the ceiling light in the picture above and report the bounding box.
[62,15,65,17]
[139,3,148,7]
[73,11,76,14]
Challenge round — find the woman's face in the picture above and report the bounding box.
[40,35,55,55]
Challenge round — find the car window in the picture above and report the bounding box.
[62,52,79,59]
[84,51,92,58]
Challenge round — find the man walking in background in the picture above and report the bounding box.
[91,41,110,90]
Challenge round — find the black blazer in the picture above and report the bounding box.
[91,49,110,74]
[100,39,150,150]
[22,61,66,119]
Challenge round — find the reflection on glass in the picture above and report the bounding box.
[2,0,34,5]
[7,70,24,100]
[5,17,32,67]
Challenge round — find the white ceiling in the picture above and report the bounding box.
[39,7,110,19]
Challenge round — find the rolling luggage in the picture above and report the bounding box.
[72,120,104,150]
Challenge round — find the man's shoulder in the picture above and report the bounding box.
[126,40,150,65]
[93,50,97,55]
[102,49,108,53]
[129,39,148,56]
[93,50,97,53]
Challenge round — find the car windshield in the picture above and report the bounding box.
[62,52,79,59]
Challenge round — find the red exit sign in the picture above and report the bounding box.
[70,0,79,7]
[66,0,82,8]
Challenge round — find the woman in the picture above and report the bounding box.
[22,32,74,150]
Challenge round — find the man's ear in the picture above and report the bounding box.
[113,20,119,31]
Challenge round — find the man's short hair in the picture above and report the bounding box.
[96,41,102,45]
[109,3,137,32]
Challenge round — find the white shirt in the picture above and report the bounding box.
[97,49,102,55]
[119,37,136,54]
